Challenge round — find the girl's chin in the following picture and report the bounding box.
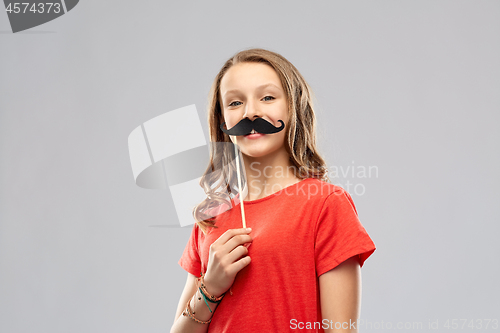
[240,148,281,159]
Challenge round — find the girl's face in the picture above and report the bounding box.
[220,62,289,158]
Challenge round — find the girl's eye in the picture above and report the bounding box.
[228,101,242,107]
[263,96,275,101]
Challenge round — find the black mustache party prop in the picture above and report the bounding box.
[220,118,285,136]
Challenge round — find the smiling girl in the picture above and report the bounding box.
[170,48,376,333]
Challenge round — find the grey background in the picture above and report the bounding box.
[1,1,499,332]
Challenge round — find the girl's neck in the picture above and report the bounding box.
[241,148,301,201]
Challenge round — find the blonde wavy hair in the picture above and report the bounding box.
[192,48,330,234]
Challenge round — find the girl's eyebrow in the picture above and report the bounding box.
[222,83,281,98]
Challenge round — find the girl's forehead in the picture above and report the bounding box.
[220,63,282,91]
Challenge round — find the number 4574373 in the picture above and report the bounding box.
[5,2,62,14]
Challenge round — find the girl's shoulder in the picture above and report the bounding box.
[277,177,351,209]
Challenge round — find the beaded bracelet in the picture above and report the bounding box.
[182,297,212,324]
[199,286,221,304]
[198,287,216,313]
[197,272,226,303]
[195,273,224,313]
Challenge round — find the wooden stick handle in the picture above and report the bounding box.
[233,137,246,228]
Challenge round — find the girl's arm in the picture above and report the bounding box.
[170,273,219,333]
[319,255,361,333]
[171,228,253,332]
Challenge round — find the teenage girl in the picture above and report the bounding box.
[170,48,376,333]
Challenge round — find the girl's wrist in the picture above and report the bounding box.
[203,274,225,298]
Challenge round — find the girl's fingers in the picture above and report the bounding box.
[226,255,252,276]
[214,228,252,247]
[225,244,249,265]
[225,234,253,253]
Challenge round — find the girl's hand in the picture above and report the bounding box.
[203,228,253,297]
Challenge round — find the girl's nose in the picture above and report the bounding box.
[243,100,262,120]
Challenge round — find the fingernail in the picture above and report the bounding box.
[246,228,252,232]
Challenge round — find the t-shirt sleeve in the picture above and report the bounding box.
[314,188,376,277]
[178,224,202,277]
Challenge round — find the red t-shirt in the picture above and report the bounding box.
[178,177,376,332]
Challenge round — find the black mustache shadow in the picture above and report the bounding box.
[220,118,285,136]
